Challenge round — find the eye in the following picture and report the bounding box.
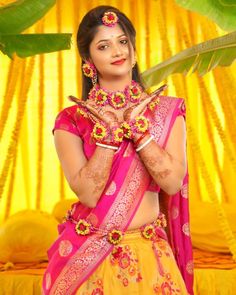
[98,44,109,50]
[120,39,128,45]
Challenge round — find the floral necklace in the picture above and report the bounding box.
[88,80,143,110]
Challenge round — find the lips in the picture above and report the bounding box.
[111,59,126,65]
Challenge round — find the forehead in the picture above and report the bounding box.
[92,24,125,43]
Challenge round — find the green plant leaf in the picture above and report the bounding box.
[0,33,72,58]
[175,0,236,31]
[0,0,56,34]
[141,31,236,88]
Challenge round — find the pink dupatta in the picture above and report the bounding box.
[42,95,193,295]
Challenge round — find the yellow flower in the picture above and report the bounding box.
[149,97,160,111]
[75,219,91,235]
[82,63,95,78]
[95,89,108,105]
[108,229,123,245]
[142,224,155,239]
[113,127,124,143]
[121,122,132,139]
[135,116,149,133]
[110,92,127,109]
[92,123,107,141]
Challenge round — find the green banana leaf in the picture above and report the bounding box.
[141,31,236,88]
[0,0,72,58]
[0,0,56,34]
[175,0,236,31]
[0,33,72,58]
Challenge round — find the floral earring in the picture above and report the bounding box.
[82,60,97,85]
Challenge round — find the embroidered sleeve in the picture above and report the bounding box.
[52,107,81,137]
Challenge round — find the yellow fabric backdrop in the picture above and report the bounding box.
[0,0,236,256]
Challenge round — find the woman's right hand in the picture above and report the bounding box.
[69,97,119,128]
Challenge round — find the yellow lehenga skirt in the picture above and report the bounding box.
[76,230,188,295]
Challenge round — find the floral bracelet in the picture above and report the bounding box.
[121,115,150,140]
[92,122,124,145]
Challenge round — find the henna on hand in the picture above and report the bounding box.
[78,148,115,205]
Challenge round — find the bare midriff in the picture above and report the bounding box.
[128,190,160,230]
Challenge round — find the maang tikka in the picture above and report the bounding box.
[82,61,98,85]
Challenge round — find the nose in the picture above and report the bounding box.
[112,43,122,57]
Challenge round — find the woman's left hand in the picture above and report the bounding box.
[123,85,167,122]
[123,93,154,122]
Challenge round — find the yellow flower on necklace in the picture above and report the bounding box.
[95,89,108,106]
[110,92,127,109]
[129,83,142,102]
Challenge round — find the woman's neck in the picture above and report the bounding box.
[98,76,132,92]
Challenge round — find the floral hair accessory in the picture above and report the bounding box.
[75,219,91,236]
[92,122,108,142]
[102,11,119,27]
[108,229,123,245]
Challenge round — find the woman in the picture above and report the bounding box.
[42,5,193,295]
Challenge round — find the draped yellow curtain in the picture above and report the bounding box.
[0,0,236,255]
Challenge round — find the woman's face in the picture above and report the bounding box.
[89,24,135,80]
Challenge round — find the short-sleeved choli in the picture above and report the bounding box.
[52,105,81,137]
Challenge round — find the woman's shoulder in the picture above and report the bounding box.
[53,104,82,136]
[55,104,79,119]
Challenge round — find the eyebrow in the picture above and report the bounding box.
[96,34,127,45]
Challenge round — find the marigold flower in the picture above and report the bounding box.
[141,224,155,239]
[95,89,108,106]
[110,92,127,109]
[112,127,124,143]
[108,229,123,245]
[75,219,91,235]
[121,122,132,139]
[92,123,108,141]
[82,63,96,78]
[129,83,142,102]
[134,115,149,133]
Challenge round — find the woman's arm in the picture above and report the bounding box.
[54,130,115,208]
[135,116,187,195]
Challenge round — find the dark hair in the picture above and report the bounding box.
[76,5,145,100]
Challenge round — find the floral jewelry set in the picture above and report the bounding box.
[81,11,160,152]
